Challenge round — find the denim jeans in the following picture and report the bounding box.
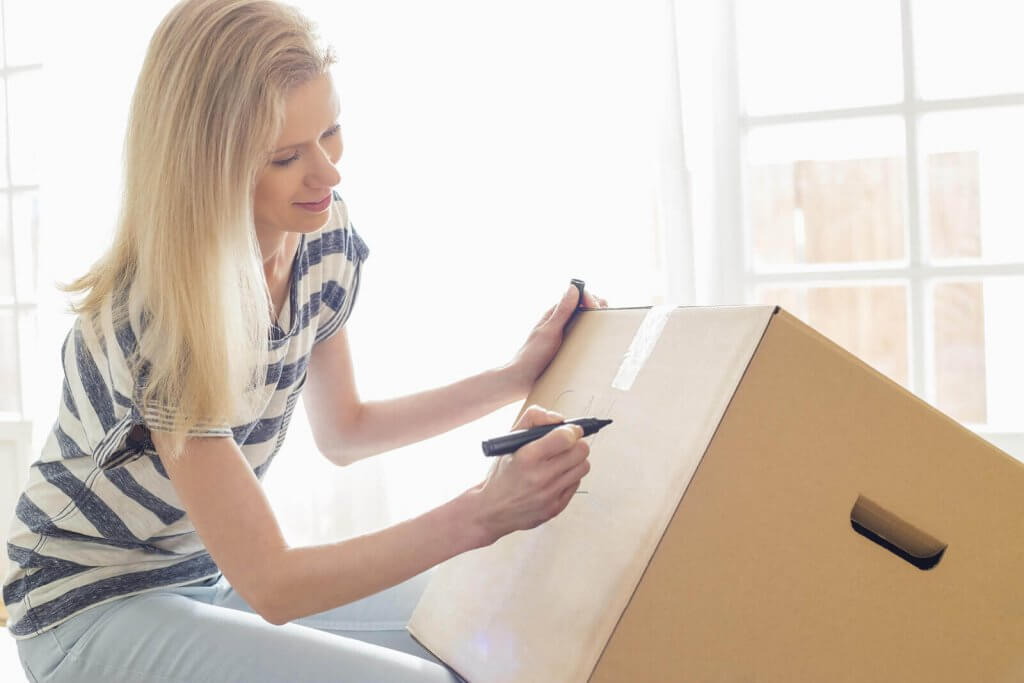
[15,569,462,682]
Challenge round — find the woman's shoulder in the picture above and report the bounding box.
[323,190,349,234]
[308,193,369,265]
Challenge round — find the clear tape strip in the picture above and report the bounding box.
[611,305,674,391]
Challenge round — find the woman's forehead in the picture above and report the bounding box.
[275,74,341,151]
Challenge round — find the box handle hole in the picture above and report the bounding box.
[850,495,947,571]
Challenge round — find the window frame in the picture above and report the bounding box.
[0,1,42,470]
[714,0,1024,456]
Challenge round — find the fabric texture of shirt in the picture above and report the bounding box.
[3,191,368,638]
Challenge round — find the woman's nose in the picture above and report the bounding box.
[309,151,341,187]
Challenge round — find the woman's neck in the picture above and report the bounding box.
[256,228,292,282]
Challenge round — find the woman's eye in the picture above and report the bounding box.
[273,155,299,167]
[271,126,340,167]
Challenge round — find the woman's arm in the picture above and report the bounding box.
[305,283,608,465]
[151,405,589,625]
[151,431,487,625]
[304,328,525,465]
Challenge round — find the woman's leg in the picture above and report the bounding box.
[17,575,461,683]
[215,568,451,668]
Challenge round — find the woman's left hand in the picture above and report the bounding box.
[503,283,608,399]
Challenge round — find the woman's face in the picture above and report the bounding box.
[254,72,343,238]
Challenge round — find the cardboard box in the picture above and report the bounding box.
[408,305,1024,682]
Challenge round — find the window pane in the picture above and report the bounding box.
[736,0,903,115]
[2,0,43,67]
[932,281,987,425]
[0,192,11,299]
[920,108,1024,262]
[0,91,7,187]
[756,283,908,386]
[11,189,38,298]
[0,309,18,412]
[6,69,42,187]
[747,118,906,267]
[914,1,1024,100]
[935,277,1024,429]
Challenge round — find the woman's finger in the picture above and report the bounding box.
[546,284,581,326]
[513,404,564,431]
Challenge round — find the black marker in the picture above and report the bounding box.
[482,417,613,457]
[567,278,586,325]
[570,278,585,306]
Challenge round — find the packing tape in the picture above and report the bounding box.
[611,305,674,391]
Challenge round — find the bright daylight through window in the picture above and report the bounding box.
[735,0,1024,433]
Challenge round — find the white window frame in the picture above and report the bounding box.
[1,0,43,552]
[710,0,1024,458]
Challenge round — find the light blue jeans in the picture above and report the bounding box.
[15,570,463,682]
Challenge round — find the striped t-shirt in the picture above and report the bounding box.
[3,191,368,638]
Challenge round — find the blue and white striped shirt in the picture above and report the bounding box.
[3,191,368,638]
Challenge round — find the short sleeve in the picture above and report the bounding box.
[56,311,145,470]
[314,215,370,346]
[60,297,231,472]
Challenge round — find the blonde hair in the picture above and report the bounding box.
[61,0,337,459]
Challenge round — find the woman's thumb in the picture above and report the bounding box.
[553,284,580,321]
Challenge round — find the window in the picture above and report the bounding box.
[721,0,1024,449]
[0,0,43,556]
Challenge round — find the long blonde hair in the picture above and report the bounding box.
[61,0,337,459]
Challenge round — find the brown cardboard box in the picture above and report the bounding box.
[409,305,1024,682]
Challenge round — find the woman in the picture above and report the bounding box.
[3,1,607,680]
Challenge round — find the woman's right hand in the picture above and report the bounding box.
[468,404,591,547]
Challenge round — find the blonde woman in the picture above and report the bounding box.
[3,1,607,680]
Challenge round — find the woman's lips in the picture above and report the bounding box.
[295,194,331,212]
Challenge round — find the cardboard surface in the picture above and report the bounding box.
[409,306,773,681]
[409,306,1024,682]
